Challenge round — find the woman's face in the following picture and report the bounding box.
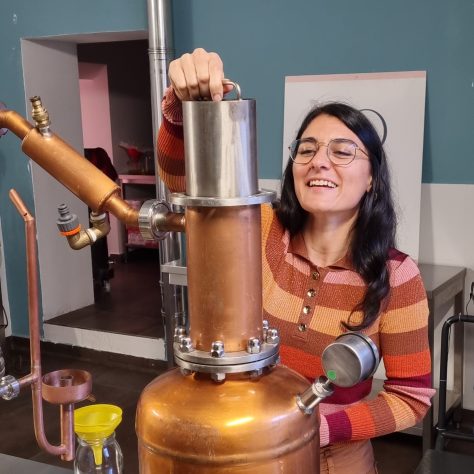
[293,114,372,222]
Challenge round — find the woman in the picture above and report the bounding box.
[158,48,434,473]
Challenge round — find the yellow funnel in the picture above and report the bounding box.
[74,404,122,466]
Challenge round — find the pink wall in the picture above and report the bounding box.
[79,62,123,255]
[78,63,113,156]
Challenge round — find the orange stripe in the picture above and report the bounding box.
[384,350,431,378]
[346,403,376,438]
[158,169,186,193]
[280,345,322,379]
[60,225,81,236]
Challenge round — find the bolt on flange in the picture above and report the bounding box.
[247,337,261,354]
[210,341,225,358]
[266,328,280,344]
[174,326,187,343]
[179,337,194,353]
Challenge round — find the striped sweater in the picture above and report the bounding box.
[157,87,434,446]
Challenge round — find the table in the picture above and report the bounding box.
[415,449,474,473]
[0,453,72,473]
[418,263,467,452]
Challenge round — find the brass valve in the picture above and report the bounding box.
[30,96,51,135]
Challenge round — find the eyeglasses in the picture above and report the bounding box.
[288,137,369,166]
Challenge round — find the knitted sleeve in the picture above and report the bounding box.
[157,86,186,193]
[321,256,435,446]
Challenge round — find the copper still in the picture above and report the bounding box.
[0,91,380,472]
[135,84,320,473]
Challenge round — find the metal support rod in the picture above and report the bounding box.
[147,0,186,366]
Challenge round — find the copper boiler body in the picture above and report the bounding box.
[137,367,319,473]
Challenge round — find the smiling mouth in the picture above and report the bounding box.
[308,179,338,189]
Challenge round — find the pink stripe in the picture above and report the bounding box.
[386,384,435,406]
[319,415,330,447]
[286,71,426,83]
[324,269,366,286]
[388,257,420,287]
[320,402,357,416]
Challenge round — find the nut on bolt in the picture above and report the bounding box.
[247,337,261,354]
[211,372,226,382]
[266,328,280,344]
[211,341,225,358]
[250,368,263,379]
[262,319,269,339]
[179,337,194,353]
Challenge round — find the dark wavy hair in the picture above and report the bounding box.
[277,102,396,330]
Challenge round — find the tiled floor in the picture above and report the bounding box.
[47,248,164,339]
[1,341,161,472]
[1,250,473,473]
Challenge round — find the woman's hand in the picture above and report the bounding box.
[168,48,232,102]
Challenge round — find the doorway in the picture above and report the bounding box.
[21,33,166,360]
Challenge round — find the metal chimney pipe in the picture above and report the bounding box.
[147,0,186,365]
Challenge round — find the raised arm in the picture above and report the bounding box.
[157,48,231,192]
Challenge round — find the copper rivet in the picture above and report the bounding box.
[303,305,311,315]
[307,289,316,298]
[312,271,320,280]
[298,323,307,332]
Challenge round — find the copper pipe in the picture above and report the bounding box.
[9,189,92,461]
[21,128,122,211]
[59,376,74,461]
[154,208,185,233]
[186,206,262,352]
[0,108,139,228]
[0,109,33,138]
[9,189,68,457]
[103,193,140,228]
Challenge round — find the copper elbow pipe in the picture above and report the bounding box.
[64,213,111,250]
[0,109,33,138]
[0,105,139,228]
[9,189,92,461]
[9,189,70,458]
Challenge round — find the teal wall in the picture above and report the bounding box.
[0,1,148,335]
[1,0,472,335]
[171,0,473,183]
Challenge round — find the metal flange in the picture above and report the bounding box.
[175,352,280,375]
[138,199,170,240]
[169,190,275,207]
[174,341,280,375]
